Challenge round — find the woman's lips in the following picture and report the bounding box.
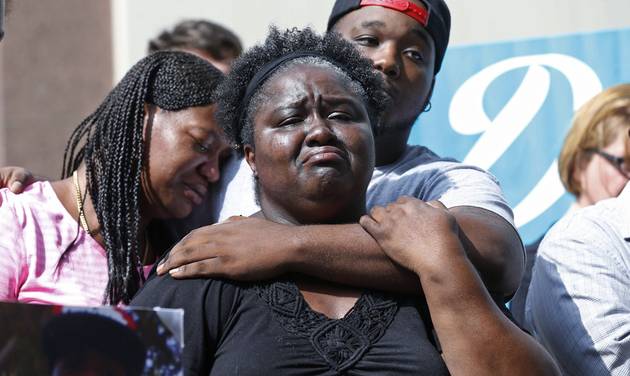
[301,146,347,166]
[183,183,206,205]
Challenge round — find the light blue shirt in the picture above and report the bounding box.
[526,182,630,375]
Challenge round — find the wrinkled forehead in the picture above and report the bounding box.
[259,59,366,104]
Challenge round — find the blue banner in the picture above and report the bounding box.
[412,28,630,243]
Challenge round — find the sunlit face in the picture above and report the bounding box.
[576,129,630,206]
[244,64,375,224]
[332,2,435,131]
[142,104,231,219]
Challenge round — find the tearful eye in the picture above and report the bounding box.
[277,117,303,127]
[328,112,352,121]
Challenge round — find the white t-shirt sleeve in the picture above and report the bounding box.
[423,162,515,227]
[368,146,514,227]
[215,156,260,223]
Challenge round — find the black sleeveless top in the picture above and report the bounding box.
[132,274,449,375]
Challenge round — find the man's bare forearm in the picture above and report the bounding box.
[160,206,524,299]
[290,223,421,293]
[288,207,523,297]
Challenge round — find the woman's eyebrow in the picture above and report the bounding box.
[273,96,308,110]
[322,95,363,105]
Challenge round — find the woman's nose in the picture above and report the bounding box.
[304,117,335,146]
[198,156,221,183]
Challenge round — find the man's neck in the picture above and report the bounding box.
[374,127,411,166]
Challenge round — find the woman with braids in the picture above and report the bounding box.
[0,51,230,305]
[132,27,559,375]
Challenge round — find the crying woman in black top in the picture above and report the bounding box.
[132,27,559,376]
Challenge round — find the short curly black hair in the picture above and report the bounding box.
[214,26,388,148]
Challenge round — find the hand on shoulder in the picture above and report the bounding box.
[360,196,465,275]
[0,166,36,193]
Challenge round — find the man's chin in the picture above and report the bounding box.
[375,122,413,137]
[157,202,194,221]
[376,113,419,135]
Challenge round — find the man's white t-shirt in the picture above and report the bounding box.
[214,145,514,226]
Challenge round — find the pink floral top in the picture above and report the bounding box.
[0,181,150,306]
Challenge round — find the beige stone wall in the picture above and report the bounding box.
[0,0,112,177]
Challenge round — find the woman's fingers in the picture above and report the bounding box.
[359,214,380,236]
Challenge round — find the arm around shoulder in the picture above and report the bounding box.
[0,166,40,193]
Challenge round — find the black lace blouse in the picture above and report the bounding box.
[132,274,449,375]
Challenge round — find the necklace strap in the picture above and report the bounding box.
[72,170,92,235]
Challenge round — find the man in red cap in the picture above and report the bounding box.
[156,0,524,310]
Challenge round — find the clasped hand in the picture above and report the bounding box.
[360,196,465,276]
[157,215,294,280]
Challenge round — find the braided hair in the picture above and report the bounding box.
[214,26,389,148]
[62,51,223,304]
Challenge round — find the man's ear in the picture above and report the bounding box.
[573,152,591,192]
[244,144,257,177]
[422,77,436,111]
